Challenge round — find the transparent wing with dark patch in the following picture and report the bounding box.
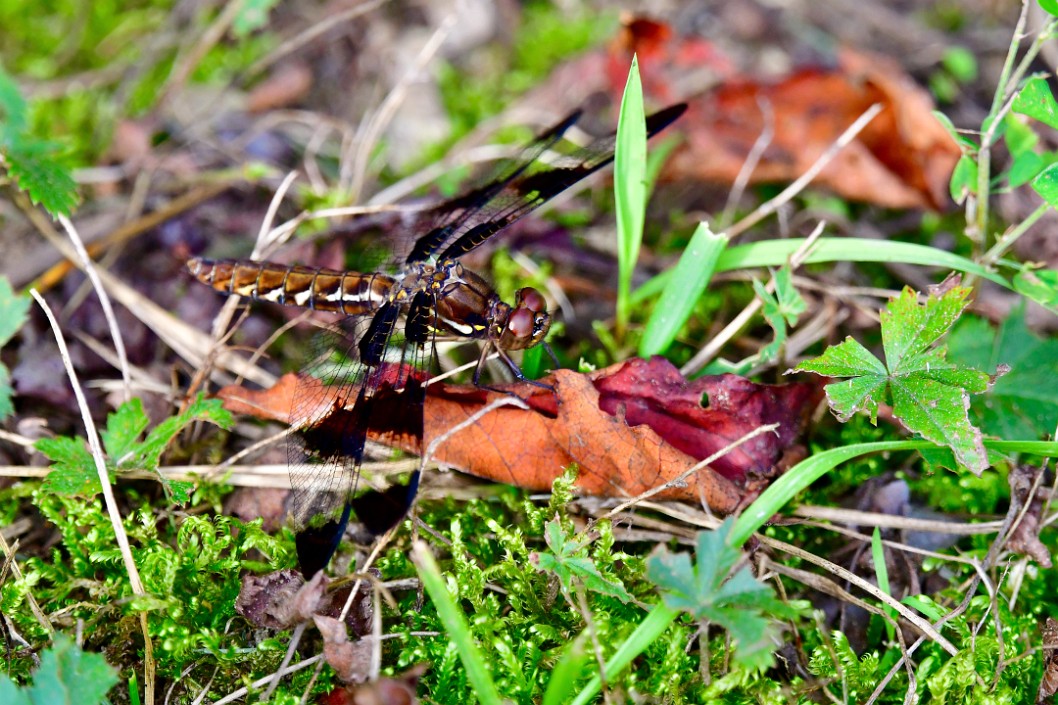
[403,110,584,264]
[288,303,432,577]
[408,104,688,263]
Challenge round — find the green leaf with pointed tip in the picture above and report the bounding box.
[533,519,632,603]
[639,223,726,357]
[950,305,1058,438]
[797,287,991,474]
[1031,162,1058,210]
[4,140,80,217]
[136,393,233,470]
[101,398,151,463]
[0,277,29,346]
[950,154,978,202]
[1013,76,1058,129]
[1012,265,1058,310]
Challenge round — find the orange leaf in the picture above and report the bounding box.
[215,358,821,514]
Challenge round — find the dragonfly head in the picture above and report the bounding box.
[497,286,551,351]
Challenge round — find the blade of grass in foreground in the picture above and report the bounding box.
[631,237,1010,305]
[639,223,727,358]
[568,603,681,705]
[730,439,1058,548]
[614,54,648,339]
[411,541,502,705]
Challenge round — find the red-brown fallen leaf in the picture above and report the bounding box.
[318,665,427,705]
[606,17,958,210]
[216,357,822,513]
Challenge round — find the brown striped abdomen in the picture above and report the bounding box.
[186,257,395,315]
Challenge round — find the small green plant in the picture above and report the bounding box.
[647,520,803,671]
[36,394,233,502]
[0,634,117,705]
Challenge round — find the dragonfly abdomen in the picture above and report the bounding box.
[186,258,395,315]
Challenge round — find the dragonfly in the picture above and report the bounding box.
[188,103,687,576]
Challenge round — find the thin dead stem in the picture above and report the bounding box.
[58,215,131,402]
[29,289,156,705]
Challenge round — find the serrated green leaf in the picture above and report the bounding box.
[101,398,151,464]
[37,436,103,497]
[29,635,117,705]
[1013,76,1058,129]
[0,277,30,346]
[647,520,798,670]
[797,287,991,474]
[0,635,117,705]
[796,336,886,377]
[136,393,233,470]
[882,287,968,370]
[5,140,80,216]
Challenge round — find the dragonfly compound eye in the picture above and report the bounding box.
[516,287,547,313]
[506,307,535,340]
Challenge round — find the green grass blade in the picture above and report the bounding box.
[631,237,1011,305]
[569,603,680,705]
[411,541,503,705]
[614,55,647,336]
[639,223,727,357]
[542,631,590,705]
[730,439,1058,548]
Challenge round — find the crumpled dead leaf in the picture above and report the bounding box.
[216,357,822,513]
[608,17,959,210]
[315,615,373,684]
[235,569,373,634]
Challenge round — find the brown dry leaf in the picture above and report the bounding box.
[235,569,324,629]
[1007,464,1053,568]
[608,17,959,209]
[235,569,374,633]
[315,615,373,684]
[216,357,821,512]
